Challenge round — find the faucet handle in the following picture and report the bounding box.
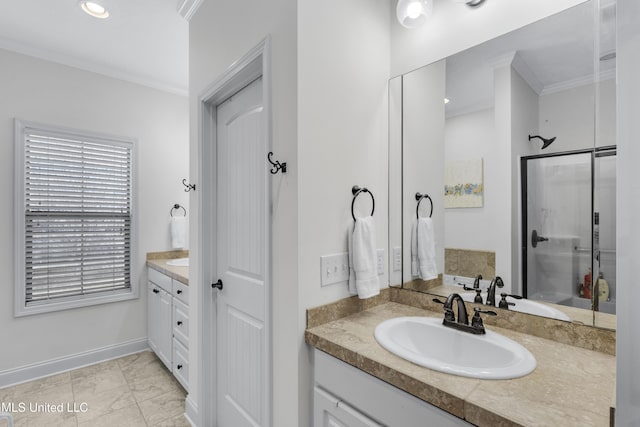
[457,282,476,291]
[432,298,456,322]
[473,307,497,316]
[471,307,497,333]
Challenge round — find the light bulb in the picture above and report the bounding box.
[79,1,110,19]
[396,0,432,29]
[406,2,424,19]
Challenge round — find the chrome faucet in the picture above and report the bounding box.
[433,293,497,334]
[485,276,504,307]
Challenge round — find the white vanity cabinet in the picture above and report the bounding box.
[148,267,190,391]
[147,282,172,368]
[313,349,471,427]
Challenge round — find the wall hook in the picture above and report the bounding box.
[182,179,196,192]
[267,152,287,174]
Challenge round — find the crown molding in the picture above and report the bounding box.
[540,68,616,96]
[177,0,203,21]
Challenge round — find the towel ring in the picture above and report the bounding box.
[170,204,186,217]
[415,192,433,219]
[351,185,375,221]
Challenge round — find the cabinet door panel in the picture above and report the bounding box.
[314,387,383,427]
[148,282,172,369]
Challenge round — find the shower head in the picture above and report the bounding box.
[529,134,556,150]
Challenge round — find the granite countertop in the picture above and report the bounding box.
[305,301,615,427]
[427,284,616,330]
[146,251,189,284]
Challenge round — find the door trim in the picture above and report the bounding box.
[197,36,272,427]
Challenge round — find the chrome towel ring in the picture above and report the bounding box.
[415,192,433,219]
[351,185,375,221]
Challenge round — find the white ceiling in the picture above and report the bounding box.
[0,0,188,95]
[444,0,616,118]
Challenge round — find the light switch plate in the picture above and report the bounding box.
[392,246,402,272]
[320,253,350,287]
[376,248,385,276]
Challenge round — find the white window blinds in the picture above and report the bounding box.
[21,125,133,306]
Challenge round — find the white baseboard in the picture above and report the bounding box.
[0,338,149,388]
[185,395,198,427]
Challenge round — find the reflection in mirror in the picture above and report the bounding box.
[391,0,616,330]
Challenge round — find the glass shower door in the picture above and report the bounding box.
[593,150,616,314]
[522,152,592,305]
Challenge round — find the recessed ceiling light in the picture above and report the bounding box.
[79,1,110,19]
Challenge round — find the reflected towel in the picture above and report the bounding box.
[348,216,380,299]
[411,217,437,280]
[171,216,187,249]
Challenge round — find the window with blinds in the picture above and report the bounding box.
[16,120,134,314]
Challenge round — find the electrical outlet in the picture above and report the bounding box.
[320,253,350,287]
[392,246,402,272]
[376,248,385,276]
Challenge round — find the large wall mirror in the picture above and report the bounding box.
[389,0,616,331]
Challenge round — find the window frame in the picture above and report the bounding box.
[14,119,138,317]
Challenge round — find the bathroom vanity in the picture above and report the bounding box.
[147,253,190,391]
[306,288,615,427]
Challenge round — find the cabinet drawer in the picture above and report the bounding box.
[148,268,172,292]
[173,279,189,305]
[172,299,189,348]
[173,338,189,391]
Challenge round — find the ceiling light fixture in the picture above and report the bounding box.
[79,1,110,19]
[396,0,433,29]
[444,98,451,104]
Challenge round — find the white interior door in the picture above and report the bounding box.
[215,76,269,427]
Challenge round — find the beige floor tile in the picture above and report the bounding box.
[1,351,186,426]
[116,350,158,371]
[0,386,14,402]
[130,373,185,404]
[77,404,146,427]
[74,385,137,424]
[10,372,71,398]
[12,382,75,425]
[138,391,185,425]
[71,365,128,396]
[122,359,173,386]
[149,413,191,427]
[69,359,120,381]
[10,411,77,427]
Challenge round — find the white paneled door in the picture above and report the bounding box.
[215,76,269,427]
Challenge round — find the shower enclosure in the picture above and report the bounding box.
[521,147,616,314]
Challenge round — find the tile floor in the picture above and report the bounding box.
[0,350,189,427]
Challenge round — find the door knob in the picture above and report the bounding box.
[531,230,549,248]
[212,279,223,290]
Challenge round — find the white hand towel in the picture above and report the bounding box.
[171,216,187,249]
[412,217,438,281]
[348,216,380,299]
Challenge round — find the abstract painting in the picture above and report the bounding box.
[444,158,484,208]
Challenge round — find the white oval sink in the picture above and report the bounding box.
[459,293,570,321]
[374,317,536,380]
[166,258,189,267]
